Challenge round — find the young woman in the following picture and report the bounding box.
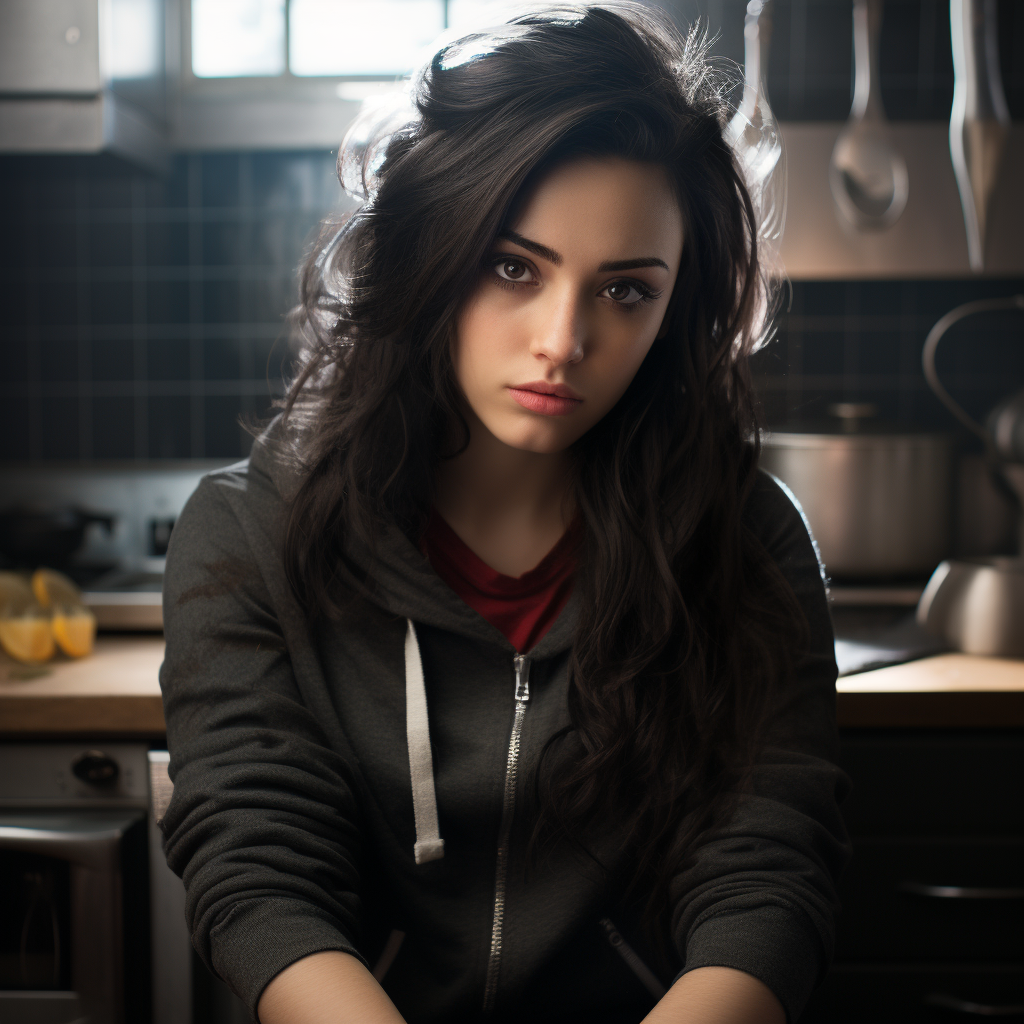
[158,5,850,1023]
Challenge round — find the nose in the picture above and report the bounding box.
[529,285,586,366]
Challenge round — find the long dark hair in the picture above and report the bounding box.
[280,1,804,963]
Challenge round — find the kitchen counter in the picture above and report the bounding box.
[0,635,166,735]
[0,637,1022,734]
[836,653,1024,727]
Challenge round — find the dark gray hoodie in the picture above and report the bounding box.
[159,423,850,1024]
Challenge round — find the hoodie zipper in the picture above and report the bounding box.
[482,653,531,1014]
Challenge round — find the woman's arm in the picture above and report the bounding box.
[258,951,407,1024]
[641,967,785,1024]
[667,473,852,1024]
[160,471,372,1017]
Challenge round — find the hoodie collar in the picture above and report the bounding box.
[248,417,579,659]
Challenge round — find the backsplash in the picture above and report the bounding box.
[754,278,1024,433]
[0,152,351,462]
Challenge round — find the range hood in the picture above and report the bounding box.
[0,0,170,173]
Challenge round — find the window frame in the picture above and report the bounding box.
[180,0,452,98]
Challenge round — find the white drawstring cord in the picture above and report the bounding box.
[405,619,445,864]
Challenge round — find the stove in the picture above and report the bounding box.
[83,569,164,632]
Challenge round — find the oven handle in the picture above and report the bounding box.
[926,992,1024,1016]
[0,817,138,870]
[899,881,1024,899]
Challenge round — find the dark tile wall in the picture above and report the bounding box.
[0,152,346,461]
[0,1,1021,463]
[752,280,1024,436]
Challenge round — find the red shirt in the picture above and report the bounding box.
[421,509,578,653]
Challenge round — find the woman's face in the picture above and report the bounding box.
[452,155,684,455]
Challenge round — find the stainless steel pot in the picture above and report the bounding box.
[760,405,954,579]
[917,557,1024,658]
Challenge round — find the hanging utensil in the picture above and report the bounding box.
[949,0,1010,273]
[829,0,909,231]
[726,0,785,246]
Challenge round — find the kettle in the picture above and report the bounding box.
[916,296,1024,658]
[917,556,1024,658]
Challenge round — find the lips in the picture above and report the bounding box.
[507,380,583,416]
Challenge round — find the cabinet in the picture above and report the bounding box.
[802,730,1024,1021]
[0,0,168,171]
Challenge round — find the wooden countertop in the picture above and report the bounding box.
[1,637,1022,734]
[837,652,1024,727]
[0,636,166,735]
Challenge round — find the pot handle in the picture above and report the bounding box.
[921,295,1024,449]
[915,560,954,636]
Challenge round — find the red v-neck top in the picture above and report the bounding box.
[421,509,579,653]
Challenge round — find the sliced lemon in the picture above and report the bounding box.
[0,615,56,663]
[0,573,34,617]
[31,568,83,611]
[51,608,96,658]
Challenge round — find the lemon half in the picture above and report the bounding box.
[0,615,56,663]
[0,573,34,617]
[31,568,83,611]
[52,609,97,658]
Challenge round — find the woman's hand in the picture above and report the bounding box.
[640,966,786,1024]
[257,950,408,1024]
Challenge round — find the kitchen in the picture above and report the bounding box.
[1,1,1023,1022]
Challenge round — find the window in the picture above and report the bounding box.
[190,0,516,80]
[192,0,286,78]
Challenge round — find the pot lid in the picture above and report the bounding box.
[764,402,952,440]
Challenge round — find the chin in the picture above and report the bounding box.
[492,419,578,455]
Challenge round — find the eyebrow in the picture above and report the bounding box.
[497,229,669,273]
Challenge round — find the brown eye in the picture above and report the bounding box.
[491,256,535,285]
[606,282,633,301]
[499,260,528,280]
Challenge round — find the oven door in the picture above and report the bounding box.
[0,810,146,1024]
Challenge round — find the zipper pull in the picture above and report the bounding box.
[513,654,531,702]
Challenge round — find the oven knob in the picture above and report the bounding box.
[72,750,120,785]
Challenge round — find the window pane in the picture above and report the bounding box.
[290,0,444,76]
[447,0,518,34]
[192,0,285,78]
[111,0,162,79]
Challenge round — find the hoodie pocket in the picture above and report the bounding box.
[506,914,670,1024]
[598,917,668,1000]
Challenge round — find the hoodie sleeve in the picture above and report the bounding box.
[159,471,369,1020]
[669,471,852,1024]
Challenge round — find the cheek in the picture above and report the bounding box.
[452,301,488,399]
[591,325,660,402]
[452,291,518,393]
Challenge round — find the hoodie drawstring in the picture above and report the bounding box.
[405,619,445,864]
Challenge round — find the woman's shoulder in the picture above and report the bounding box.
[745,468,818,552]
[168,416,301,571]
[744,468,828,599]
[163,419,305,625]
[186,415,299,515]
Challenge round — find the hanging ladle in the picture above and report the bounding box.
[725,1,785,248]
[829,0,908,230]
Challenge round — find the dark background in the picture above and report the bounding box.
[1,0,1022,463]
